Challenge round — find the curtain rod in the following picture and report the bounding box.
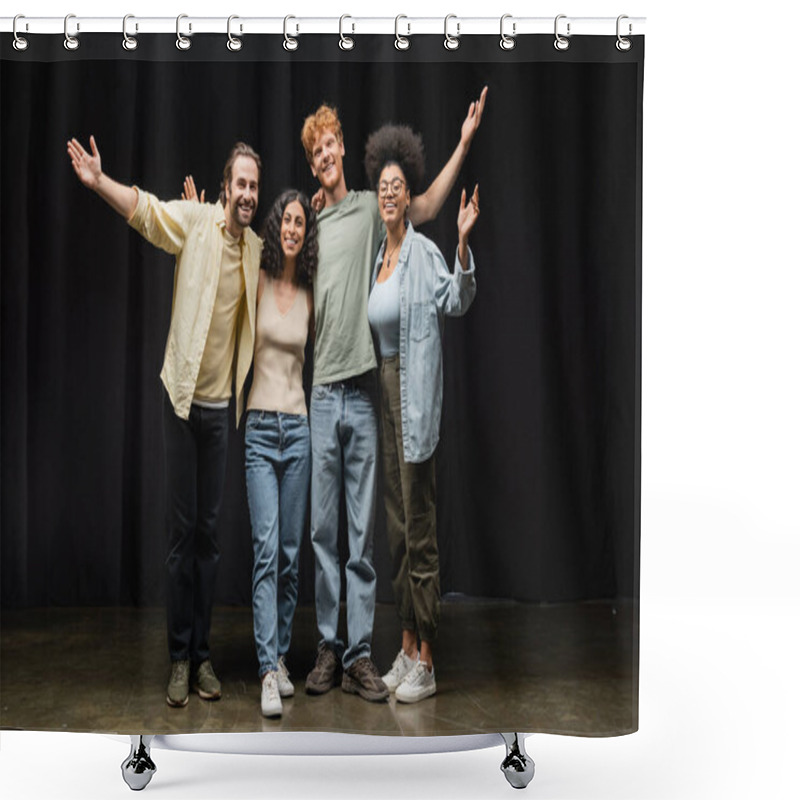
[1,15,646,37]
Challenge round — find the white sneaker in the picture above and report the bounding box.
[261,670,282,718]
[395,661,436,704]
[382,649,417,692]
[277,656,295,698]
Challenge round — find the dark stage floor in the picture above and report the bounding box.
[1,600,636,737]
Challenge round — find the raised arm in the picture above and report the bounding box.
[67,135,138,220]
[457,184,480,270]
[408,86,487,226]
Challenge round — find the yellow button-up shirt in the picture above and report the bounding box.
[128,190,262,424]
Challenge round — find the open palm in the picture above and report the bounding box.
[67,135,102,190]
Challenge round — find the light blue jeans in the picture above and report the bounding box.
[245,411,311,677]
[310,377,378,669]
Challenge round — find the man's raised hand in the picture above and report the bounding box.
[460,86,488,151]
[67,135,102,190]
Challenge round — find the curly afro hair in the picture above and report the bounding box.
[259,190,318,289]
[363,124,425,196]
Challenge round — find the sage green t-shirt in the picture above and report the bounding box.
[312,190,385,385]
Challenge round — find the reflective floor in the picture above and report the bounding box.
[0,600,636,736]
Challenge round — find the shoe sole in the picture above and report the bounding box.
[192,685,222,701]
[305,672,341,695]
[341,673,389,702]
[279,687,295,698]
[396,686,436,704]
[166,694,189,708]
[261,706,282,718]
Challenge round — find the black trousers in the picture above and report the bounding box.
[162,392,230,663]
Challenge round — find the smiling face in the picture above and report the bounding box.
[224,155,259,235]
[280,200,306,262]
[310,129,346,193]
[377,163,410,230]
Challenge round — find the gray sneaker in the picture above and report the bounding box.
[192,659,222,701]
[277,655,295,698]
[166,659,190,707]
[305,644,341,695]
[342,657,389,702]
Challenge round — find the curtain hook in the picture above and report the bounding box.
[339,15,355,51]
[13,15,29,51]
[283,15,299,51]
[227,15,242,51]
[122,14,138,51]
[394,15,410,51]
[500,14,516,51]
[616,15,632,51]
[64,13,80,51]
[444,14,460,51]
[554,14,570,51]
[176,14,191,51]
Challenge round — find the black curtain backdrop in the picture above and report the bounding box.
[1,35,643,609]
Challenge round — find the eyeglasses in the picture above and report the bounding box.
[378,178,407,198]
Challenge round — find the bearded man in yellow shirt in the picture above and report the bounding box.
[67,136,263,708]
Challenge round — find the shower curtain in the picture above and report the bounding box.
[1,25,643,738]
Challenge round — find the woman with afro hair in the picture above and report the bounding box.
[365,124,480,703]
[244,190,318,719]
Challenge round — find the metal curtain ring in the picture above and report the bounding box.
[339,15,355,50]
[283,15,298,51]
[13,14,29,51]
[64,14,80,51]
[176,14,191,50]
[444,14,460,51]
[227,15,242,51]
[122,14,138,51]
[500,14,516,50]
[394,15,410,50]
[554,14,570,51]
[616,14,632,51]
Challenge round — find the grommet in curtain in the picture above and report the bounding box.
[553,14,570,51]
[12,15,29,51]
[616,15,632,51]
[227,15,242,51]
[499,14,516,50]
[176,14,191,50]
[283,16,298,51]
[339,15,355,50]
[444,14,460,51]
[122,15,138,51]
[394,15,410,51]
[64,14,80,51]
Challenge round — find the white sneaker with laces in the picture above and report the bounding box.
[395,660,436,703]
[382,649,417,692]
[261,670,282,718]
[277,656,295,698]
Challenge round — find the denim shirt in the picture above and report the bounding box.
[370,223,476,463]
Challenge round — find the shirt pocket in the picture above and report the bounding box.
[410,302,432,342]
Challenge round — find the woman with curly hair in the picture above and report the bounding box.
[245,190,318,718]
[364,125,480,703]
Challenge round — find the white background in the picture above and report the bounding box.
[2,1,799,798]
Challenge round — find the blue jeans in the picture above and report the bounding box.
[245,411,311,677]
[310,376,378,669]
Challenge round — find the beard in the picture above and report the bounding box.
[232,198,255,229]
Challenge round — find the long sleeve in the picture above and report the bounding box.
[127,189,201,256]
[432,245,477,317]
